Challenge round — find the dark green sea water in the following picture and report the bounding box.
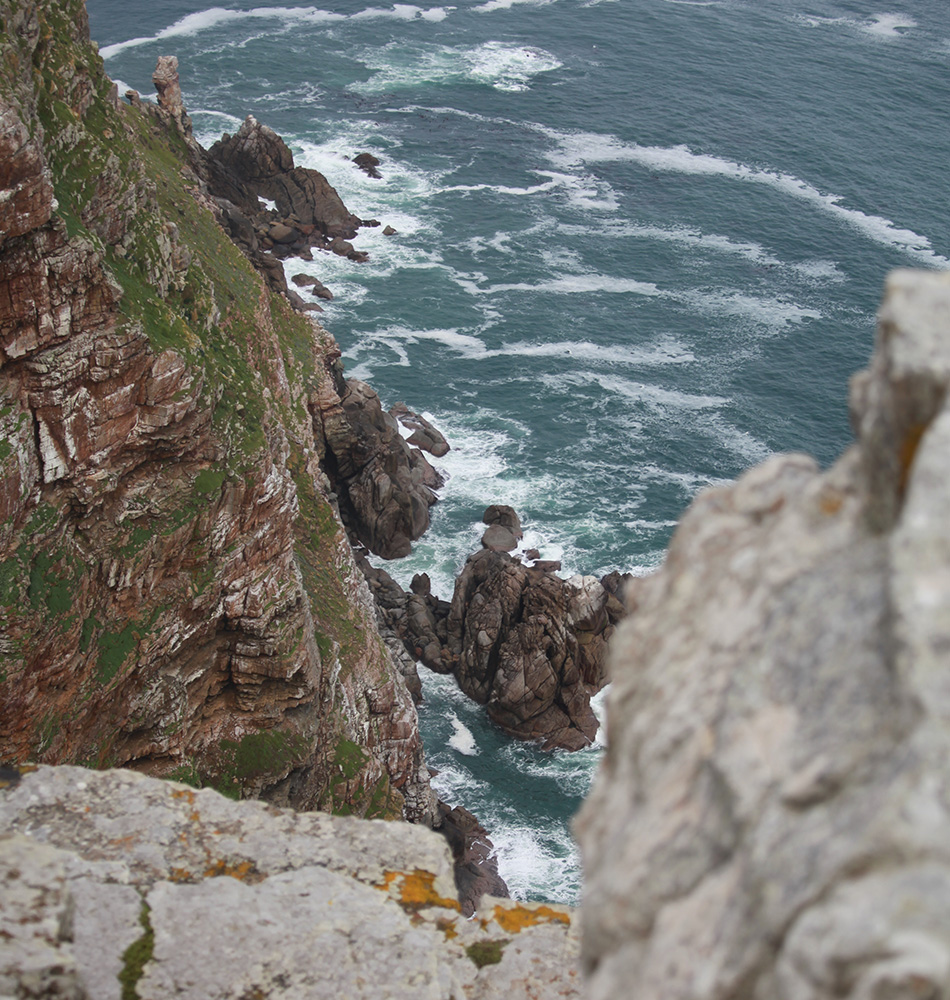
[89,0,950,903]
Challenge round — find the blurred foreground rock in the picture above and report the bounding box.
[577,270,950,1000]
[0,766,580,1000]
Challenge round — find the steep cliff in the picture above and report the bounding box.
[577,270,950,1000]
[0,0,434,823]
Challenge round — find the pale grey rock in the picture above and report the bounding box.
[0,766,580,999]
[577,270,950,1000]
[0,836,83,1000]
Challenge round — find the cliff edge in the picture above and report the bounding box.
[577,269,950,1000]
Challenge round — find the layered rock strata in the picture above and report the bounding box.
[0,0,433,822]
[0,765,580,1000]
[577,269,950,1000]
[362,506,626,750]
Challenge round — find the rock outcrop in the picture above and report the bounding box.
[0,765,580,1000]
[361,506,625,750]
[437,801,511,917]
[577,270,950,1000]
[310,378,445,559]
[0,0,433,823]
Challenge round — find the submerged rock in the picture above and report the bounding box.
[577,270,950,1000]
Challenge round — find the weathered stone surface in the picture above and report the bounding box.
[577,269,950,1000]
[0,766,580,1000]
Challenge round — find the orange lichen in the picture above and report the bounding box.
[819,492,843,515]
[172,788,196,803]
[436,916,458,940]
[169,867,193,883]
[374,869,461,913]
[491,903,570,935]
[203,858,259,881]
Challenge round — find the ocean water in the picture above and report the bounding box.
[89,0,950,904]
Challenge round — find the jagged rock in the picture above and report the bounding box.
[391,401,451,458]
[152,56,183,113]
[437,801,510,917]
[202,114,368,278]
[383,224,398,236]
[358,507,622,749]
[0,766,580,1000]
[577,269,950,1000]
[448,549,600,750]
[310,378,444,559]
[353,151,382,178]
[291,272,333,300]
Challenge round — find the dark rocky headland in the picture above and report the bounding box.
[4,1,950,998]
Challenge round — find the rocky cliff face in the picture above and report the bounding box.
[577,269,950,1000]
[0,0,433,823]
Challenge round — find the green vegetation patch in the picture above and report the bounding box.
[213,729,311,798]
[465,940,510,968]
[118,900,154,1000]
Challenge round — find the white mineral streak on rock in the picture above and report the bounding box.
[0,766,581,999]
[577,269,950,1000]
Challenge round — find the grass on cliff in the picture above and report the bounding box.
[1,0,395,817]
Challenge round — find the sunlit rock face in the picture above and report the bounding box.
[577,269,950,1000]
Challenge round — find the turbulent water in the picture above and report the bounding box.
[89,0,950,904]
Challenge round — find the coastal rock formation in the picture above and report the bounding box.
[206,116,362,243]
[577,269,950,1000]
[361,507,625,750]
[437,801,511,917]
[310,378,444,559]
[0,765,580,1000]
[0,0,434,823]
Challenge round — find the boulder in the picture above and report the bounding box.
[353,151,382,178]
[390,402,451,458]
[577,270,950,1000]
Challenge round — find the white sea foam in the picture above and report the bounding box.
[862,13,917,38]
[101,4,467,59]
[558,371,727,413]
[590,685,610,748]
[544,130,949,267]
[471,0,553,12]
[448,715,478,755]
[490,823,580,903]
[458,273,663,297]
[676,288,821,327]
[351,40,561,94]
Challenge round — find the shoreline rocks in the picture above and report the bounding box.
[361,505,629,751]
